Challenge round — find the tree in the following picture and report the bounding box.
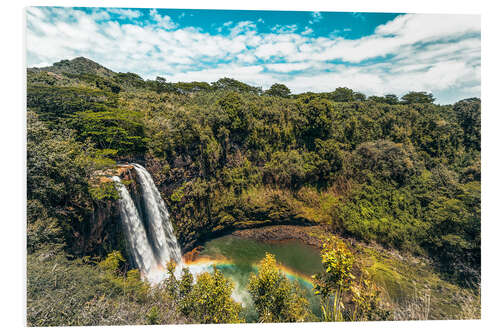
[27,111,115,253]
[313,138,344,184]
[368,95,386,103]
[370,94,399,104]
[328,87,355,102]
[71,108,148,156]
[179,267,194,298]
[297,97,333,146]
[351,140,418,185]
[454,98,480,151]
[211,77,262,94]
[353,92,366,101]
[264,83,291,98]
[248,253,311,323]
[263,150,319,189]
[384,94,399,104]
[424,182,481,285]
[312,238,353,321]
[313,238,354,295]
[154,76,176,93]
[401,91,435,104]
[215,92,250,140]
[27,85,118,123]
[174,81,212,93]
[180,268,243,324]
[312,238,392,322]
[98,251,150,302]
[115,72,146,89]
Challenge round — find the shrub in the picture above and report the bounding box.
[312,237,390,321]
[248,253,311,322]
[180,268,243,324]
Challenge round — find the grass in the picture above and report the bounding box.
[27,246,188,326]
[355,244,480,320]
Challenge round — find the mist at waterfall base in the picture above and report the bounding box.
[112,164,323,317]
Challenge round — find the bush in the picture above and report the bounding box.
[335,180,426,252]
[180,268,243,323]
[350,140,418,186]
[312,237,390,321]
[248,253,311,322]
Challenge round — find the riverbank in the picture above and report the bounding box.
[232,224,325,249]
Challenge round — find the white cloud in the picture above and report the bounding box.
[230,21,257,37]
[351,13,366,21]
[271,24,298,34]
[236,53,256,63]
[149,9,177,30]
[166,64,269,87]
[31,61,52,68]
[88,9,111,21]
[255,41,297,60]
[108,8,142,19]
[26,8,480,104]
[285,14,480,64]
[308,11,323,25]
[301,27,313,36]
[266,62,313,72]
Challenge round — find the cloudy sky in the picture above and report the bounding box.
[26,6,480,104]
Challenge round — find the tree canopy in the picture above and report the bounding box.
[264,83,291,98]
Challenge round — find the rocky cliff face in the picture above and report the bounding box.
[70,165,137,258]
[80,200,123,256]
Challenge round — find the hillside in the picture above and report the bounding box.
[26,57,481,325]
[28,56,116,77]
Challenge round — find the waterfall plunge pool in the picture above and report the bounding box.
[184,235,324,321]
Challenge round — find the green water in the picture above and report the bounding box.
[198,235,324,321]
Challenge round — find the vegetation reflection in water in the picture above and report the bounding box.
[188,235,324,320]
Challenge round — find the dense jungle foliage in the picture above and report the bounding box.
[27,57,481,325]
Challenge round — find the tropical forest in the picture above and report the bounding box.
[26,57,481,326]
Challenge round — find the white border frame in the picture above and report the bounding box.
[2,1,498,332]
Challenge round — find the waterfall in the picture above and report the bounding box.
[132,163,182,266]
[112,176,158,278]
[112,164,183,284]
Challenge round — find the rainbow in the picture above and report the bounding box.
[275,264,315,287]
[184,256,316,287]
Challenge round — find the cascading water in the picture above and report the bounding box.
[132,163,182,266]
[112,164,183,284]
[112,176,158,279]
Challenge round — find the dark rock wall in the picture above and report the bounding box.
[70,166,136,260]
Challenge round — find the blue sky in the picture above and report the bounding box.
[26,7,480,104]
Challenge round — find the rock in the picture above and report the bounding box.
[92,165,135,183]
[232,225,324,249]
[182,246,203,263]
